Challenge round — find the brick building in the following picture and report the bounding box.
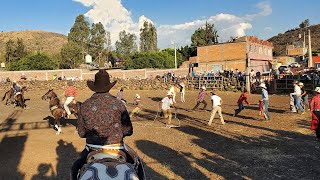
[185,36,273,73]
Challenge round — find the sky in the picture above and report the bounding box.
[0,0,319,49]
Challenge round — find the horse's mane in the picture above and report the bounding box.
[49,90,61,105]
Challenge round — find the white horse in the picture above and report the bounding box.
[169,82,186,103]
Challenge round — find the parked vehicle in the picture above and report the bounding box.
[88,63,100,71]
[289,62,301,68]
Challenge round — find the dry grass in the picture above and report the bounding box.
[0,30,67,56]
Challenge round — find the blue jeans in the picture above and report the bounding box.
[235,104,244,115]
[294,95,305,113]
[263,100,270,120]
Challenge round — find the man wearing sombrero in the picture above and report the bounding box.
[71,69,134,179]
[259,83,270,120]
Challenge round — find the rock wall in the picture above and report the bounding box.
[0,77,243,92]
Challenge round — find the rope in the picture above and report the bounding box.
[133,106,180,129]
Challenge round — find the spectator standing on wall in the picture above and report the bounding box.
[250,69,255,83]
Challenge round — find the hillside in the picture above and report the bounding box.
[268,24,320,56]
[0,30,67,56]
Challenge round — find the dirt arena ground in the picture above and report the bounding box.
[0,88,319,180]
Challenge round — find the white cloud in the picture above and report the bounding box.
[264,27,272,32]
[74,0,272,49]
[244,1,272,20]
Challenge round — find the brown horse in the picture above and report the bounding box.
[2,86,28,108]
[2,88,14,105]
[42,89,79,134]
[15,87,28,108]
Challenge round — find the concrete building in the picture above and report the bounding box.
[184,36,273,73]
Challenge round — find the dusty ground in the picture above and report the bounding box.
[0,88,319,180]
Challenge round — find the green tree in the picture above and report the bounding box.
[140,21,157,52]
[191,21,219,47]
[115,30,137,55]
[299,19,310,28]
[162,48,186,67]
[10,53,57,71]
[88,22,108,63]
[60,42,83,69]
[5,39,16,66]
[15,38,27,60]
[177,45,197,61]
[68,15,90,53]
[125,51,175,69]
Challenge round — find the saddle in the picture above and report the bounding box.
[86,144,128,163]
[80,143,145,180]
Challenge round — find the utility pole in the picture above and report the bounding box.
[308,29,313,67]
[172,41,177,69]
[246,39,251,94]
[175,42,177,69]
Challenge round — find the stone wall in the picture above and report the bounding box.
[0,68,189,82]
[0,77,243,92]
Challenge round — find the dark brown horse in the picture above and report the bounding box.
[2,86,28,108]
[42,89,79,134]
[2,88,14,105]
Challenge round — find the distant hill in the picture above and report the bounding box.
[268,24,320,56]
[0,30,67,56]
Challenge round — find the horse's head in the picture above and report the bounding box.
[42,89,55,101]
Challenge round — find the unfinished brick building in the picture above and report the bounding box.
[186,36,273,73]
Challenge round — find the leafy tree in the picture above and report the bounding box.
[68,14,90,53]
[10,53,57,71]
[88,22,108,63]
[299,19,310,28]
[125,51,175,69]
[115,30,137,55]
[15,38,27,60]
[191,21,219,47]
[105,31,112,51]
[60,42,83,69]
[177,45,197,61]
[162,48,186,67]
[4,38,28,69]
[5,39,15,66]
[140,21,157,52]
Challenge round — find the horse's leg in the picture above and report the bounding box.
[182,91,185,102]
[54,115,62,135]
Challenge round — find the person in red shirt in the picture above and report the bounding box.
[233,89,250,116]
[64,80,77,118]
[309,87,320,139]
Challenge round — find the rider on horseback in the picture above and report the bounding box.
[71,70,142,180]
[11,81,22,102]
[64,80,77,119]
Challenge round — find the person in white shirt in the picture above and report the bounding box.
[290,81,305,114]
[208,91,225,125]
[159,92,174,127]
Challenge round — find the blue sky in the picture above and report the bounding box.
[0,0,319,48]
